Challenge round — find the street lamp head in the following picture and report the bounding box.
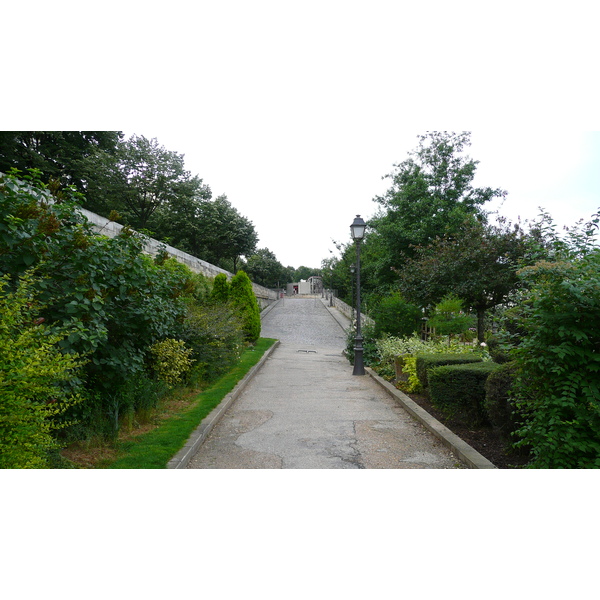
[350,215,366,241]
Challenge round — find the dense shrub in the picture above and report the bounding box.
[484,361,520,439]
[416,353,483,389]
[512,256,600,468]
[230,270,261,343]
[427,294,476,338]
[180,302,245,383]
[210,273,230,303]
[369,292,422,338]
[0,273,85,468]
[0,171,252,448]
[345,320,379,367]
[485,335,512,364]
[150,338,195,385]
[429,361,500,426]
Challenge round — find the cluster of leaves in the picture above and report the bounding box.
[0,171,249,458]
[150,339,195,386]
[0,273,85,468]
[511,253,600,467]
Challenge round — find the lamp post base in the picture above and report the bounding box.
[353,337,365,376]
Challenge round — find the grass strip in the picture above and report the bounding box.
[105,338,277,469]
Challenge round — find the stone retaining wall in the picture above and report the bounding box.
[80,208,279,309]
[331,296,375,327]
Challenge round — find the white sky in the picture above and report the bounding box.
[4,1,599,269]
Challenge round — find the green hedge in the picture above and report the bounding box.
[429,361,500,426]
[484,361,519,439]
[416,353,483,389]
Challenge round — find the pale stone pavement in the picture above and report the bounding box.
[187,297,462,469]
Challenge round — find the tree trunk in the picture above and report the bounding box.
[476,307,486,343]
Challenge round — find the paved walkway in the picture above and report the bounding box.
[187,297,461,469]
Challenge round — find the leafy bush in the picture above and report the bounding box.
[210,273,230,303]
[416,353,483,389]
[181,302,245,383]
[369,292,422,338]
[150,338,195,385]
[484,361,520,440]
[427,294,476,337]
[485,335,512,364]
[345,320,379,367]
[428,361,500,426]
[230,270,261,343]
[0,171,251,443]
[0,273,85,468]
[512,255,600,468]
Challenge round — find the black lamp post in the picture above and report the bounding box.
[350,215,366,376]
[350,263,356,322]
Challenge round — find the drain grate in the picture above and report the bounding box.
[296,349,317,353]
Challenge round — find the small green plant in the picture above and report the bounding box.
[428,294,476,340]
[150,338,195,386]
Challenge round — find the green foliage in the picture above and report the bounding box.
[107,338,277,468]
[369,292,422,338]
[181,301,245,383]
[374,334,484,391]
[345,320,379,367]
[0,171,250,443]
[511,254,600,468]
[427,294,475,337]
[210,273,230,304]
[416,353,483,389]
[398,217,533,341]
[0,273,85,468]
[230,270,261,343]
[428,361,500,426]
[398,355,422,393]
[245,248,285,288]
[484,361,520,440]
[150,339,195,386]
[368,131,505,289]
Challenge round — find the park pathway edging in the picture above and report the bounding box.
[365,367,497,469]
[167,340,281,469]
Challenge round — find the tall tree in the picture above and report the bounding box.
[245,248,285,288]
[368,131,506,288]
[397,218,533,341]
[0,131,122,190]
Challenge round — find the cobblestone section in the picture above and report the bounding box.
[187,297,462,469]
[260,296,348,348]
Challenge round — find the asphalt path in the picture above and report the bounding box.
[187,297,461,469]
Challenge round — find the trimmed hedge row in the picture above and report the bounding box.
[416,353,483,389]
[428,361,501,426]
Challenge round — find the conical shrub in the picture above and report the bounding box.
[230,270,261,343]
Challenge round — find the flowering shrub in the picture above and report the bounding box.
[375,334,489,392]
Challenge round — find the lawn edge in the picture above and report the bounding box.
[167,339,280,469]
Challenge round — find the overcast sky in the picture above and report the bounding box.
[5,1,599,270]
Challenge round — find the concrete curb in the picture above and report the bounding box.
[365,367,497,469]
[167,340,281,469]
[320,298,352,333]
[260,297,282,320]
